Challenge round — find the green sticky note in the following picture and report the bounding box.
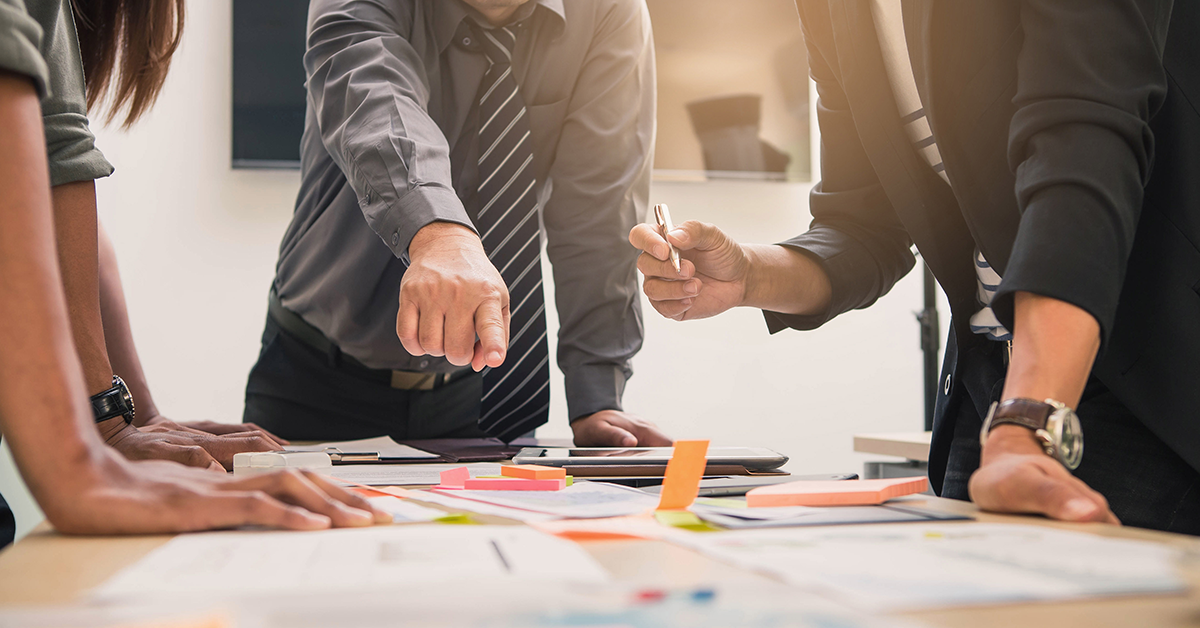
[566,476,574,487]
[695,497,747,509]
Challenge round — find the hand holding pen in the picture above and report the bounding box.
[628,205,754,321]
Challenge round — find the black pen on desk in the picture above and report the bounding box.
[653,203,681,274]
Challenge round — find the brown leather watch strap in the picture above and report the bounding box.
[990,398,1054,432]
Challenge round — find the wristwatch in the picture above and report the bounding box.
[980,398,1083,470]
[91,375,136,425]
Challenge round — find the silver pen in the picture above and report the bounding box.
[653,203,681,274]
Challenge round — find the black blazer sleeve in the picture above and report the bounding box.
[992,0,1172,346]
[764,6,915,334]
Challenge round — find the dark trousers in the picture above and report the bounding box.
[0,490,14,551]
[243,316,489,442]
[937,337,1200,535]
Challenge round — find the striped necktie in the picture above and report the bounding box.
[470,23,551,441]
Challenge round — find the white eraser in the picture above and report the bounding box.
[232,451,333,476]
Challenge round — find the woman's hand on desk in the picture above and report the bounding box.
[44,453,391,535]
[142,415,290,446]
[99,418,283,472]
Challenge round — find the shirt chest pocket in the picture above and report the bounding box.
[526,97,570,182]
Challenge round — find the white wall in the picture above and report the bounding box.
[0,0,946,541]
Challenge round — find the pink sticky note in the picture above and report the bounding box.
[746,476,928,507]
[462,478,566,491]
[439,467,471,489]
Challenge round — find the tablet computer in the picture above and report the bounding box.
[639,473,858,496]
[512,447,789,471]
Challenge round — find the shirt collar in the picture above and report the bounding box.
[434,0,566,54]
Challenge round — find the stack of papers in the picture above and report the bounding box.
[330,462,502,486]
[364,496,446,523]
[672,522,1186,610]
[431,481,659,519]
[690,503,968,529]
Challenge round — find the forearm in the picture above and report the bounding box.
[1000,291,1099,407]
[0,73,108,508]
[97,222,159,422]
[50,180,113,396]
[987,291,1100,455]
[742,244,833,316]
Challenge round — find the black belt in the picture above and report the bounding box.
[267,289,471,391]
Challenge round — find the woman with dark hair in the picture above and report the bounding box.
[0,0,389,548]
[32,0,290,471]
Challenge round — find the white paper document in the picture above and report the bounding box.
[673,522,1186,610]
[689,503,967,529]
[286,436,439,460]
[432,480,660,519]
[10,584,915,628]
[365,496,446,523]
[329,462,501,486]
[405,490,561,523]
[91,525,608,601]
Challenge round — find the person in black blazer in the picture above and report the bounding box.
[632,0,1200,532]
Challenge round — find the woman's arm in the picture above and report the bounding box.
[0,71,387,533]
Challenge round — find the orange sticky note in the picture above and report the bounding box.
[439,467,471,489]
[746,476,928,507]
[501,464,567,480]
[655,440,709,511]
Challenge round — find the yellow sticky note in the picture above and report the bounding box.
[654,510,723,532]
[656,440,709,511]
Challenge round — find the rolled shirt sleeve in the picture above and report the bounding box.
[542,0,654,421]
[25,0,113,186]
[992,0,1172,347]
[762,13,916,335]
[0,0,48,98]
[305,0,476,262]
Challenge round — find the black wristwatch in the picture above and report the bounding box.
[91,375,136,425]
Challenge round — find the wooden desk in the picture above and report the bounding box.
[1,496,1198,628]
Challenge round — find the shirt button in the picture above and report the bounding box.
[943,373,952,395]
[419,360,430,369]
[462,36,472,46]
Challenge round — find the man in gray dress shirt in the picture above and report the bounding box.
[244,0,671,446]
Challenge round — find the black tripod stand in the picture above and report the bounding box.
[916,262,940,432]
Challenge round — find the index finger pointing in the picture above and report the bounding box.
[474,298,508,370]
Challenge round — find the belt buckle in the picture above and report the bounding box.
[390,371,437,391]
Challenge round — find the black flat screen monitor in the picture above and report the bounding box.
[232,0,307,169]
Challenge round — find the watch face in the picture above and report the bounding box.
[1054,408,1084,470]
[113,375,135,421]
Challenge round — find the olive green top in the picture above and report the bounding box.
[0,0,47,93]
[0,0,113,186]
